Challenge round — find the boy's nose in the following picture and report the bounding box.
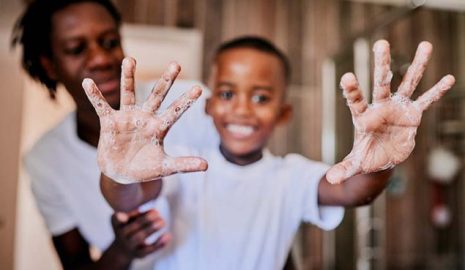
[232,96,252,116]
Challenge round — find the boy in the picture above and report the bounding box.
[84,37,455,269]
[13,0,216,268]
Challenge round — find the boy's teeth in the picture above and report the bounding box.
[227,124,254,136]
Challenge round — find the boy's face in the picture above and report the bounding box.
[206,48,291,164]
[42,2,124,109]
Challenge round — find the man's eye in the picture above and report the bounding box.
[64,45,85,56]
[251,94,270,104]
[218,90,234,100]
[101,37,121,50]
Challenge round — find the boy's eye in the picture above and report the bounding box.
[251,94,270,104]
[218,90,234,100]
[100,37,121,51]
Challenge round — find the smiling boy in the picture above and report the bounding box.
[206,40,292,166]
[86,37,455,269]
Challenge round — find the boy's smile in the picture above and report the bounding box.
[207,47,291,165]
[225,123,255,138]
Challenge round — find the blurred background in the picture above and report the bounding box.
[0,0,464,269]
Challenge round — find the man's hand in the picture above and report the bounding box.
[111,209,170,259]
[82,57,208,184]
[326,40,455,184]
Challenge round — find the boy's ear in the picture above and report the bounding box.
[277,103,293,125]
[40,55,58,81]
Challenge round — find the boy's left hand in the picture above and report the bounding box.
[326,40,455,184]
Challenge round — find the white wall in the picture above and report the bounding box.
[0,0,24,268]
[15,82,73,270]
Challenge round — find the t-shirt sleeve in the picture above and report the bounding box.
[24,151,77,236]
[286,154,344,231]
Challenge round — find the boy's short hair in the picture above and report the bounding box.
[11,0,121,98]
[214,36,291,84]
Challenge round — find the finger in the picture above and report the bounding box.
[115,209,143,225]
[340,73,368,116]
[397,41,433,98]
[326,158,361,184]
[111,213,123,229]
[168,156,208,174]
[111,212,132,228]
[414,75,455,112]
[142,62,181,113]
[372,40,393,102]
[129,218,165,246]
[120,57,137,110]
[158,86,203,132]
[82,78,113,117]
[111,210,142,230]
[121,209,162,237]
[135,233,171,258]
[115,212,129,223]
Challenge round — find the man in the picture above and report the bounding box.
[12,0,215,269]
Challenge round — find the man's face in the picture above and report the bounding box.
[206,48,291,162]
[45,2,124,109]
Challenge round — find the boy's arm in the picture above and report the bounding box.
[318,40,454,206]
[83,58,207,211]
[318,169,391,207]
[100,174,162,211]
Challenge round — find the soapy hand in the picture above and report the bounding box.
[326,40,455,184]
[82,57,207,184]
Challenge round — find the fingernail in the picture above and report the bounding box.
[160,233,172,245]
[154,220,165,230]
[116,212,128,222]
[169,62,181,73]
[82,78,94,90]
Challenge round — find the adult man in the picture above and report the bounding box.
[12,0,215,269]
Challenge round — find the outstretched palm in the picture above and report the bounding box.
[82,58,207,184]
[326,40,455,184]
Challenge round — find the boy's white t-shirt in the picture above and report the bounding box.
[154,147,344,270]
[25,78,344,270]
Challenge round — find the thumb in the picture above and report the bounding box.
[170,156,208,174]
[115,212,129,223]
[326,158,360,184]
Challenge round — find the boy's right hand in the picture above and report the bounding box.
[82,57,208,184]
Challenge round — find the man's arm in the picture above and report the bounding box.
[52,210,169,270]
[53,229,132,270]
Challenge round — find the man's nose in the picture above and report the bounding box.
[86,43,112,69]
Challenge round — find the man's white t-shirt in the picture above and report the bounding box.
[154,147,344,270]
[24,80,217,269]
